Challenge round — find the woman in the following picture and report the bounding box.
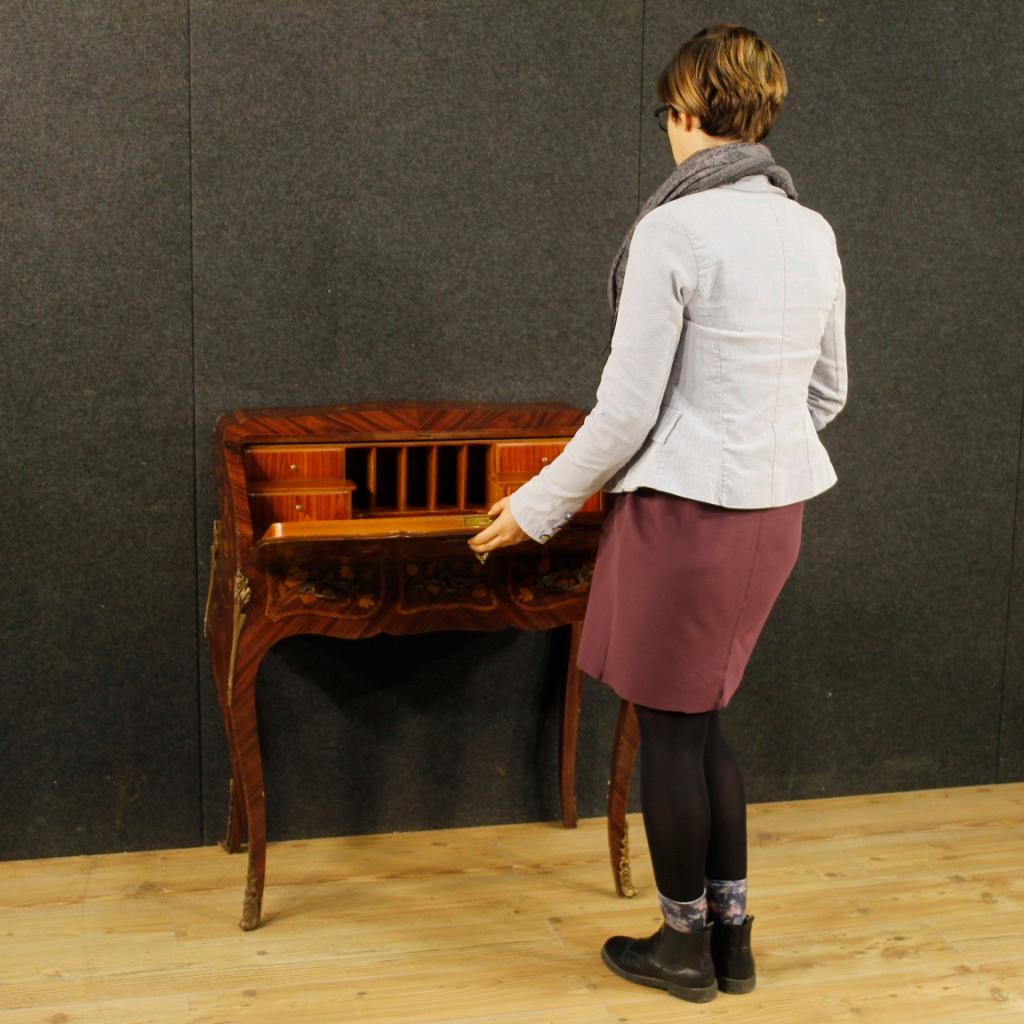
[468,23,846,1004]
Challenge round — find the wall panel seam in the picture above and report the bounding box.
[186,0,205,843]
[636,0,646,216]
[995,371,1024,780]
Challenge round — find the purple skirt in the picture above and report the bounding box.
[576,487,804,712]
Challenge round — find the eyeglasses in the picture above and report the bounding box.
[653,104,677,132]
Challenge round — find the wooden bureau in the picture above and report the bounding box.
[204,400,644,929]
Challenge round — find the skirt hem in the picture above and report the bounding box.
[580,660,733,714]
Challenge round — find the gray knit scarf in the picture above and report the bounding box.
[607,140,798,339]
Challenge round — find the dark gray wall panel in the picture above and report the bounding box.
[2,0,1020,862]
[190,1,646,843]
[0,2,197,857]
[644,1,1023,795]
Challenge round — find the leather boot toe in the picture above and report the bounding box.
[601,921,718,1003]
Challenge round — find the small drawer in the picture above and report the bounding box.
[249,489,354,525]
[493,440,567,476]
[244,444,346,482]
[247,478,356,526]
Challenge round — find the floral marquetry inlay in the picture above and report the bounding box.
[267,560,384,619]
[508,553,594,609]
[398,559,498,612]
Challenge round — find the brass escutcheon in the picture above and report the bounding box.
[464,514,494,565]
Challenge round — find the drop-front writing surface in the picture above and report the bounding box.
[243,436,603,548]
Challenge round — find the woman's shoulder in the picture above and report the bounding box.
[657,183,838,245]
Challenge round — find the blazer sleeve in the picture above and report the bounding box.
[807,265,848,432]
[508,210,699,544]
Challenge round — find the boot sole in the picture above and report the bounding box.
[717,972,757,994]
[600,946,718,1003]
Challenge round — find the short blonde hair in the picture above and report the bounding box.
[656,24,788,142]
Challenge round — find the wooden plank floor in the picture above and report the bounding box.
[1,783,1021,1023]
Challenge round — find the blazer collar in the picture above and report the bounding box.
[717,173,787,196]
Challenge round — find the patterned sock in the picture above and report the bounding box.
[705,876,747,924]
[657,886,707,933]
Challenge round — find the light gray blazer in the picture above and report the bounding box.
[509,172,847,544]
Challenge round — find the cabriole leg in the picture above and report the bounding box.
[608,698,639,897]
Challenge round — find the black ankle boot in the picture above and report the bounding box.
[709,913,756,993]
[601,921,718,1003]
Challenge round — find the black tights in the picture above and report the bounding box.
[634,703,747,902]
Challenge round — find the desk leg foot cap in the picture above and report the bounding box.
[240,907,261,930]
[240,885,262,930]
